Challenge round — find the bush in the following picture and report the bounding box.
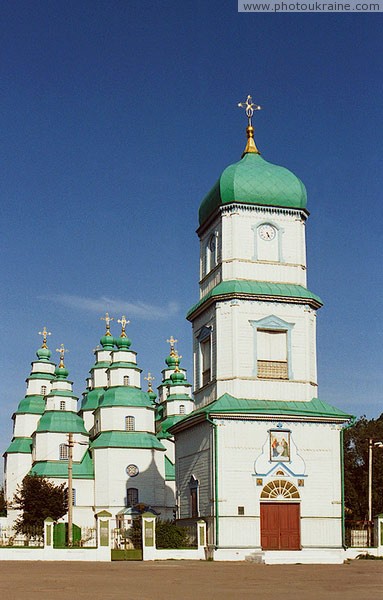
[156,519,190,549]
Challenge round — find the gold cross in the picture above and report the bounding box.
[174,351,182,372]
[238,94,262,126]
[100,312,114,336]
[117,315,130,338]
[38,327,51,349]
[56,343,69,368]
[144,372,155,392]
[166,336,178,356]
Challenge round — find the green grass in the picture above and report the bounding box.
[111,548,142,561]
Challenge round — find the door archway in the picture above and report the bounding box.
[260,480,301,550]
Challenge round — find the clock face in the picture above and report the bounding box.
[126,464,139,477]
[258,224,276,241]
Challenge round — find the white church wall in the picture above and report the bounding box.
[93,368,108,388]
[93,447,167,514]
[26,379,52,396]
[33,432,89,462]
[97,406,155,432]
[108,369,141,388]
[215,299,318,402]
[214,418,343,549]
[4,453,32,506]
[13,414,41,438]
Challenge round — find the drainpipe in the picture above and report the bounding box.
[341,417,356,549]
[206,416,219,548]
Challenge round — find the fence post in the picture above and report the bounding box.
[141,512,157,560]
[44,517,54,548]
[197,520,206,550]
[96,510,112,548]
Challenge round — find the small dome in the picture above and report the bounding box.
[115,336,132,350]
[165,354,177,368]
[199,152,307,225]
[100,335,115,350]
[170,371,185,384]
[54,365,69,380]
[36,347,51,361]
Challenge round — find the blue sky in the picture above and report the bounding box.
[1,2,383,463]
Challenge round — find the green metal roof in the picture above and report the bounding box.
[27,373,54,381]
[30,450,94,479]
[35,411,88,434]
[5,437,33,454]
[165,456,175,481]
[15,395,45,415]
[187,280,322,318]
[179,394,352,421]
[98,386,154,409]
[156,415,187,439]
[199,152,307,225]
[90,431,166,450]
[80,387,105,412]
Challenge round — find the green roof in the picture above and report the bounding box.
[165,456,175,481]
[80,387,105,412]
[5,437,33,454]
[35,411,88,434]
[90,431,165,450]
[187,280,322,318]
[30,450,94,479]
[27,373,54,381]
[15,395,45,415]
[199,152,307,225]
[98,386,154,409]
[170,394,353,430]
[156,415,187,439]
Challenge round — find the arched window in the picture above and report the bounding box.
[41,385,47,396]
[260,479,300,500]
[206,233,217,273]
[179,404,185,414]
[189,475,199,518]
[123,375,130,386]
[125,416,135,431]
[127,488,139,507]
[59,443,68,461]
[60,400,65,411]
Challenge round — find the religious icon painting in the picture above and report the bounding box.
[270,430,291,462]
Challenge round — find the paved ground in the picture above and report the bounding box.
[0,560,382,600]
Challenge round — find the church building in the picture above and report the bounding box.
[3,96,352,562]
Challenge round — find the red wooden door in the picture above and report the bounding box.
[260,503,300,550]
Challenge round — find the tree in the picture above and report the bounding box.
[0,486,6,516]
[12,475,68,535]
[344,414,383,522]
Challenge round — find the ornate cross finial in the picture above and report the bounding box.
[237,94,261,156]
[144,372,155,393]
[38,327,51,349]
[166,336,178,356]
[117,315,130,338]
[174,351,182,372]
[238,94,262,127]
[101,312,114,336]
[56,343,69,368]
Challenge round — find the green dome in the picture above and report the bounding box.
[100,335,115,350]
[54,366,69,380]
[165,354,177,368]
[170,371,185,384]
[199,152,307,225]
[36,347,51,361]
[115,336,132,350]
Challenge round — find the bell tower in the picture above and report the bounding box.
[188,95,321,408]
